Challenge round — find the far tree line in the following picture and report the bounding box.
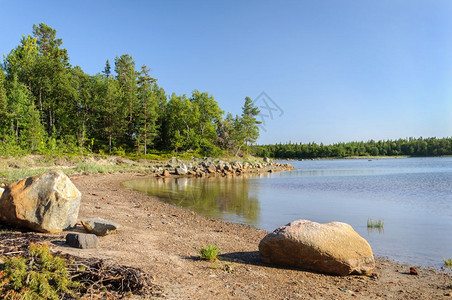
[0,24,261,157]
[251,137,452,159]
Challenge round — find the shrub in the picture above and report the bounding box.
[444,258,452,267]
[199,245,220,261]
[0,243,79,299]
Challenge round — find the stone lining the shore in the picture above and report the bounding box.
[152,158,294,178]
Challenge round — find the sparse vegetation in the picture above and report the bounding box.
[367,218,384,229]
[0,243,79,299]
[199,245,220,261]
[444,258,452,267]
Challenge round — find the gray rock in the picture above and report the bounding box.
[66,233,98,249]
[175,164,188,175]
[81,217,120,236]
[116,157,136,165]
[259,219,375,276]
[0,171,81,233]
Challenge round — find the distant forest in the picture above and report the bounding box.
[0,24,261,157]
[251,137,452,159]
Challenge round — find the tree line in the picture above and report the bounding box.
[0,24,261,157]
[251,137,452,159]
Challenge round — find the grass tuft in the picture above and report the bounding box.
[367,218,384,229]
[199,245,220,261]
[444,258,452,267]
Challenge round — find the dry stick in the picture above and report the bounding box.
[2,251,24,255]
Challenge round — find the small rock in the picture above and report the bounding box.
[81,217,120,236]
[162,169,170,177]
[66,233,98,249]
[409,267,418,275]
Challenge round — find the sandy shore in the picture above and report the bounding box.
[47,173,452,299]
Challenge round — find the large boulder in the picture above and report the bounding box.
[259,219,375,276]
[0,171,81,233]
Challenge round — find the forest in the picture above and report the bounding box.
[1,24,449,160]
[251,137,452,159]
[0,24,261,157]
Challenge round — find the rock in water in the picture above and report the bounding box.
[81,217,120,236]
[66,233,98,249]
[259,219,375,276]
[0,171,81,233]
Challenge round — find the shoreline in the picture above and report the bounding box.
[125,171,447,271]
[55,173,452,298]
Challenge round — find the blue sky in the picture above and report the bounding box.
[1,0,451,144]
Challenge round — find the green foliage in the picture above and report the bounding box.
[251,137,452,159]
[0,24,259,158]
[199,245,220,261]
[444,258,452,267]
[241,96,261,149]
[0,243,79,299]
[367,218,384,229]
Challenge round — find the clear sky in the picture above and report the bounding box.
[1,0,451,144]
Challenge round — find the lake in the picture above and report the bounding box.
[124,157,452,267]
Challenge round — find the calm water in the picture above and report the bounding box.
[124,157,452,267]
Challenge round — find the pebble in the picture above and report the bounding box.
[409,267,418,275]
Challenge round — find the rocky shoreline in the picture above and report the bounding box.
[1,162,452,298]
[142,157,295,178]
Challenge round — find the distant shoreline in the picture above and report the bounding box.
[275,155,452,161]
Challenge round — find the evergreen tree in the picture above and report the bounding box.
[115,54,137,148]
[101,60,125,153]
[136,65,158,155]
[0,71,8,135]
[241,96,261,150]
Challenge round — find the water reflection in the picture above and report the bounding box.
[124,176,260,226]
[367,227,384,234]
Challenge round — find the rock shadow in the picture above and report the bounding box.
[219,251,340,276]
[218,251,263,266]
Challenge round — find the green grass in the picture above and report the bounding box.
[367,218,384,229]
[444,258,452,267]
[199,245,220,261]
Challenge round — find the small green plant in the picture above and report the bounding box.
[367,218,384,229]
[0,243,79,299]
[199,245,220,261]
[444,258,452,267]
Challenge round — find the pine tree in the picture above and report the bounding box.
[136,65,158,155]
[115,54,137,148]
[240,96,261,152]
[0,71,8,135]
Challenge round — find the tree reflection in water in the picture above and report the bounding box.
[124,175,262,226]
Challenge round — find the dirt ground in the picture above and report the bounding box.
[50,173,452,299]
